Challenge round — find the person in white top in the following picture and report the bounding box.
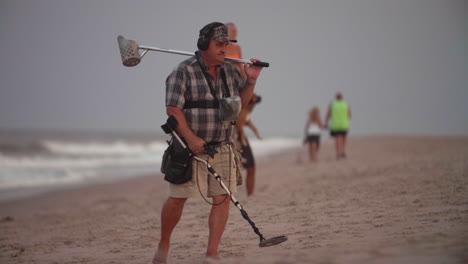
[304,107,323,162]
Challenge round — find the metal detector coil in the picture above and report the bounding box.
[117,35,269,68]
[259,235,288,247]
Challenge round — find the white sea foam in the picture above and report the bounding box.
[249,137,301,157]
[42,140,168,156]
[0,137,299,193]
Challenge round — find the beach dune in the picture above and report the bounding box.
[1,136,467,263]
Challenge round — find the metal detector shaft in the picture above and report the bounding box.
[161,116,287,247]
[138,45,195,57]
[163,120,266,241]
[139,45,268,67]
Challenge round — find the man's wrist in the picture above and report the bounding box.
[246,79,256,85]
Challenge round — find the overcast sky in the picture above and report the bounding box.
[1,0,467,137]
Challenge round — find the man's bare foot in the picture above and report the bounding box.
[203,255,220,263]
[152,249,167,264]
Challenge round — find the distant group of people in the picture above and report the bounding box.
[304,92,351,161]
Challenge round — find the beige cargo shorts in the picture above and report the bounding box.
[169,143,240,198]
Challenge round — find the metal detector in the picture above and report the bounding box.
[117,35,270,68]
[161,116,287,248]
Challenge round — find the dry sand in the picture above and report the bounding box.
[1,136,467,263]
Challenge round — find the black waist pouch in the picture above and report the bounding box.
[161,138,192,184]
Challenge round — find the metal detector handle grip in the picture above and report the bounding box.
[225,57,270,68]
[161,116,190,152]
[252,61,269,68]
[163,116,208,156]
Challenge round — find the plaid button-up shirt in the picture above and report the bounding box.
[166,52,245,143]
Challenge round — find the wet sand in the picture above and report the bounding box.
[1,136,467,263]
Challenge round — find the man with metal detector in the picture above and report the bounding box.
[153,22,266,263]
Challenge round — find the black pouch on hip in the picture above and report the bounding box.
[161,138,192,184]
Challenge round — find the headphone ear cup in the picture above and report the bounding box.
[197,35,209,50]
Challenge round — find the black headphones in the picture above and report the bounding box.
[197,22,225,51]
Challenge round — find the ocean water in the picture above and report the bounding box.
[0,132,299,201]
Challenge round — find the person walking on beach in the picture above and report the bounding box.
[304,107,323,162]
[235,94,263,196]
[325,92,351,159]
[152,22,264,263]
[225,22,262,196]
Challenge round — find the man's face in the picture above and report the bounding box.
[204,39,229,65]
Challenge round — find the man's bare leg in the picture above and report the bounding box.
[246,166,255,196]
[206,194,230,258]
[153,197,187,264]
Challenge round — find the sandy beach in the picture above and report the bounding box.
[1,136,467,264]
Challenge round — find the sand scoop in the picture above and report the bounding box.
[161,116,287,248]
[117,35,269,67]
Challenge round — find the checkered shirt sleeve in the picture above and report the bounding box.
[166,69,186,109]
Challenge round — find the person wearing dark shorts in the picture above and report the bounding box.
[235,94,262,196]
[306,135,320,144]
[304,107,323,162]
[330,130,348,137]
[226,23,262,196]
[325,93,351,159]
[240,137,255,168]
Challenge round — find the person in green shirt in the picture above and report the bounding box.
[325,93,351,159]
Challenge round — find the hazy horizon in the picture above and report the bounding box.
[1,0,467,137]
